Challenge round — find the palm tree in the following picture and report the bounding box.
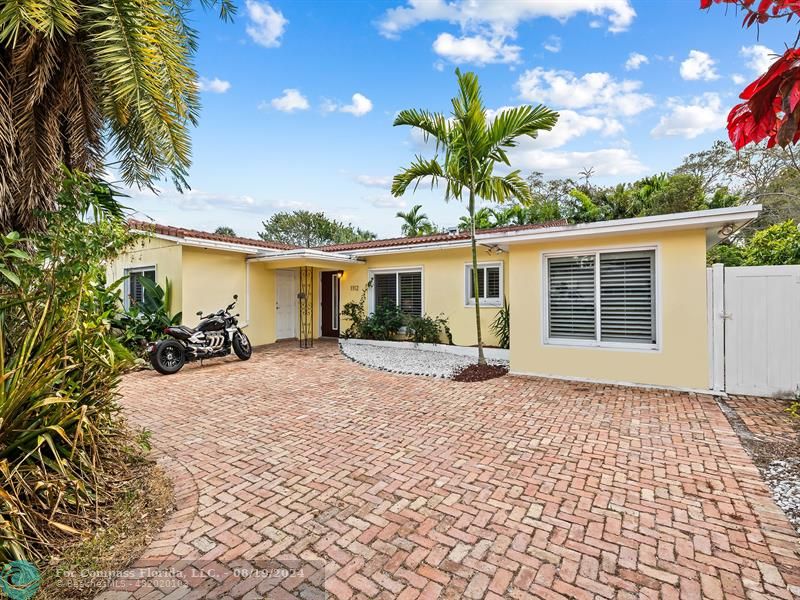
[0,0,234,232]
[392,69,558,364]
[396,204,434,236]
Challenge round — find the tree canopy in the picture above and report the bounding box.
[259,210,376,248]
[0,0,234,231]
[214,226,237,237]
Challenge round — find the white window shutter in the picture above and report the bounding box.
[599,251,655,344]
[548,255,596,340]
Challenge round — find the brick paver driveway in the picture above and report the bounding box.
[104,341,800,600]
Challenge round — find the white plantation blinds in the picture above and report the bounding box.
[548,255,596,340]
[371,270,422,316]
[466,263,502,305]
[125,267,155,309]
[599,251,655,344]
[399,272,422,316]
[373,273,396,309]
[547,249,657,346]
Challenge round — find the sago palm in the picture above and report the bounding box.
[392,69,558,364]
[0,0,235,232]
[396,204,433,237]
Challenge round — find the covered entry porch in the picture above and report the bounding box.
[246,249,363,345]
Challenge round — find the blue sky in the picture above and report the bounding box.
[122,0,795,239]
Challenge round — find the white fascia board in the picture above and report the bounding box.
[342,239,472,257]
[475,205,762,246]
[132,229,278,256]
[248,249,363,264]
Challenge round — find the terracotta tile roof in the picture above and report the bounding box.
[128,219,300,251]
[317,219,569,252]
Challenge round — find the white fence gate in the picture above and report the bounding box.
[708,264,800,397]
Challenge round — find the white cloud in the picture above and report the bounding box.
[127,187,264,212]
[507,147,647,177]
[356,175,392,188]
[680,50,719,81]
[731,73,747,85]
[198,77,231,94]
[486,107,623,150]
[267,89,310,113]
[377,0,636,39]
[624,52,648,71]
[516,67,654,117]
[245,0,288,47]
[324,93,374,117]
[432,32,521,65]
[368,195,406,209]
[740,44,776,74]
[543,35,561,53]
[651,93,726,139]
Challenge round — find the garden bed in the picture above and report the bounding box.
[717,396,800,535]
[340,338,509,380]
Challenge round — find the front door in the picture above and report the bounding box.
[321,271,340,337]
[275,270,297,339]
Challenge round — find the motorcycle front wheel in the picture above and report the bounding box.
[232,331,252,360]
[150,340,186,375]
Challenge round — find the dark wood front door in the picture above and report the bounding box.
[321,271,341,337]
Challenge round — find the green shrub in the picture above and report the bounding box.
[405,313,453,345]
[361,299,406,340]
[0,171,135,563]
[120,277,182,350]
[490,300,510,349]
[341,283,369,339]
[706,243,744,267]
[743,220,800,266]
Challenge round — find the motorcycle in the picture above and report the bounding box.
[148,294,252,375]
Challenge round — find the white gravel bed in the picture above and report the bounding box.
[764,457,800,534]
[339,339,508,379]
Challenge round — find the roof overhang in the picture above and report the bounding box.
[475,205,762,250]
[247,248,364,268]
[132,229,284,255]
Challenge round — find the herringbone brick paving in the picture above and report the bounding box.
[97,340,800,599]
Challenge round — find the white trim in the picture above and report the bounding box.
[476,205,762,248]
[248,248,362,264]
[344,240,472,257]
[341,338,509,361]
[123,265,156,309]
[245,261,251,324]
[542,245,661,352]
[367,266,424,315]
[710,263,726,392]
[132,229,279,255]
[507,370,723,396]
[464,261,504,307]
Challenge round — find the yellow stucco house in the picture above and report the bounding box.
[109,205,760,391]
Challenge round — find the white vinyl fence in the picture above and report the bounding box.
[708,264,800,397]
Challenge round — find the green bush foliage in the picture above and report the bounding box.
[341,284,452,344]
[708,220,800,266]
[0,172,135,563]
[120,277,182,350]
[405,314,453,345]
[490,300,510,349]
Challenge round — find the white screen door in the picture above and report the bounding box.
[275,270,297,339]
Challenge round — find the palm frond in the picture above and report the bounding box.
[393,109,450,150]
[487,105,559,164]
[476,171,533,205]
[391,156,446,197]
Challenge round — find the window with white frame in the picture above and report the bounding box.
[465,262,503,306]
[545,249,656,347]
[370,269,423,316]
[124,266,156,309]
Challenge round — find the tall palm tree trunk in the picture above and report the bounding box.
[469,189,486,365]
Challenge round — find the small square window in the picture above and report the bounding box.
[465,263,503,306]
